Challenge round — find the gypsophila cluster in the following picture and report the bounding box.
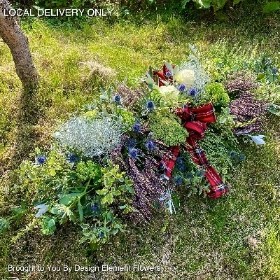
[54,116,123,157]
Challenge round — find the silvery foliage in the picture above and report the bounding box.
[54,116,123,157]
[181,45,210,92]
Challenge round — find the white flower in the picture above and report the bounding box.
[158,85,179,97]
[174,69,195,88]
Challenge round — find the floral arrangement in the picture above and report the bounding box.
[5,52,279,246]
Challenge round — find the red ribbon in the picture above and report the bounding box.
[153,64,174,86]
[153,65,229,198]
[160,103,229,199]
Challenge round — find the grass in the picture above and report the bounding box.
[0,11,280,280]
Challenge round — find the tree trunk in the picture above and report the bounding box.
[0,0,39,90]
[0,0,40,169]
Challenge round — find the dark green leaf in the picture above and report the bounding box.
[263,1,280,13]
[268,104,280,116]
[59,193,82,206]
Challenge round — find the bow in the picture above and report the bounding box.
[153,64,174,86]
[161,103,229,199]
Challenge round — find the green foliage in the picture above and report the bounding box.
[15,149,134,246]
[203,82,230,107]
[254,56,279,84]
[172,151,210,197]
[149,110,188,146]
[263,1,280,13]
[200,129,238,179]
[34,0,96,8]
[0,218,10,234]
[268,104,280,116]
[261,226,280,277]
[213,107,236,132]
[116,108,135,131]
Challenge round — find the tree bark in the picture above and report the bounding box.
[0,0,40,169]
[0,0,39,90]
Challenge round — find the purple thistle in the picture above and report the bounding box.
[239,154,246,161]
[178,84,186,92]
[145,140,156,151]
[176,156,186,171]
[128,148,138,159]
[114,95,121,104]
[165,71,172,78]
[189,88,198,97]
[132,122,141,133]
[146,100,155,111]
[67,153,79,163]
[229,151,238,159]
[91,203,99,212]
[36,155,46,165]
[272,67,278,75]
[174,176,183,186]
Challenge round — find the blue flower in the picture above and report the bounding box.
[98,231,104,239]
[239,154,246,161]
[132,122,141,133]
[229,151,238,159]
[36,155,46,165]
[114,95,121,104]
[145,140,156,151]
[126,138,137,148]
[67,153,79,163]
[34,203,48,218]
[91,203,99,213]
[230,151,246,162]
[174,176,183,186]
[128,148,138,159]
[178,84,186,92]
[146,100,155,111]
[272,67,278,75]
[176,157,186,171]
[189,88,198,97]
[165,71,172,78]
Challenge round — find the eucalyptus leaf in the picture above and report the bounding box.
[59,193,82,206]
[268,104,280,116]
[164,62,174,75]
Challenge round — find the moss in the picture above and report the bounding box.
[203,82,230,107]
[149,111,188,146]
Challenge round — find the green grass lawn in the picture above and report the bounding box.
[0,12,280,279]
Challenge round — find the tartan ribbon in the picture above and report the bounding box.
[153,64,174,86]
[160,103,229,199]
